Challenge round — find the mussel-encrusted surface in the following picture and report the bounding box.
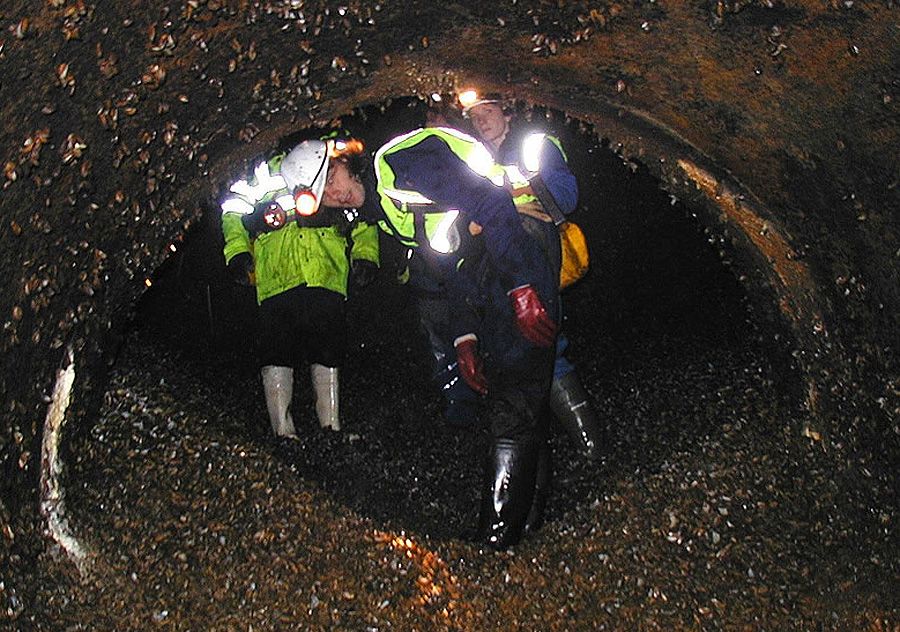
[21,272,892,630]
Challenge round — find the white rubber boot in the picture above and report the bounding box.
[311,363,340,431]
[261,365,297,437]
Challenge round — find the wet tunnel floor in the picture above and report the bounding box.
[38,276,895,630]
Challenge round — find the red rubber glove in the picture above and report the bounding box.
[508,284,557,348]
[454,335,488,396]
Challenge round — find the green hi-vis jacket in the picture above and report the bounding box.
[223,215,379,303]
[220,152,379,305]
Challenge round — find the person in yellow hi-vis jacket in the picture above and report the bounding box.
[220,136,379,437]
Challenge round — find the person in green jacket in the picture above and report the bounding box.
[220,137,379,437]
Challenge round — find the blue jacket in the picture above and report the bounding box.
[381,133,549,293]
[380,132,559,350]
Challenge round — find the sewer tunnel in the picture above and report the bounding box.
[1,1,896,629]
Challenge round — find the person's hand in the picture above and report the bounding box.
[350,259,378,289]
[226,252,254,286]
[454,335,488,396]
[508,285,557,348]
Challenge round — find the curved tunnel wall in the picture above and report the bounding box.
[0,1,896,531]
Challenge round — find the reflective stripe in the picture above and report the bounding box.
[429,210,460,254]
[504,164,530,188]
[502,132,568,207]
[220,197,254,215]
[503,162,536,207]
[221,160,293,215]
[230,162,288,202]
[376,127,504,206]
[375,129,440,206]
[381,186,434,205]
[521,132,546,172]
[275,193,296,211]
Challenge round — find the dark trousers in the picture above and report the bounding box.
[471,216,561,441]
[415,292,480,409]
[257,285,346,368]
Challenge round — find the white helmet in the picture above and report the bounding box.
[280,139,330,216]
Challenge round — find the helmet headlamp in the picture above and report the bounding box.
[458,89,479,109]
[458,89,504,117]
[280,140,329,217]
[294,187,319,217]
[328,137,365,158]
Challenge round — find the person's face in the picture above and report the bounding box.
[468,103,510,149]
[322,160,365,208]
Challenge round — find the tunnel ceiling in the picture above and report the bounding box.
[0,0,897,531]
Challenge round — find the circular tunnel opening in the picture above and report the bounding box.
[67,98,801,545]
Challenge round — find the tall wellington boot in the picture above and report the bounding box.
[261,365,296,438]
[550,372,604,461]
[524,442,552,534]
[310,363,340,431]
[476,437,539,550]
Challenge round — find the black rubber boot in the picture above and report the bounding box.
[524,442,552,534]
[476,437,539,550]
[549,372,604,462]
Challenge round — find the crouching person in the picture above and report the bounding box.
[370,127,560,549]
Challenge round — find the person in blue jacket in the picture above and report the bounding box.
[327,123,558,549]
[462,91,605,464]
[397,101,485,429]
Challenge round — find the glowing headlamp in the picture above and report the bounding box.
[458,89,504,117]
[294,187,319,216]
[458,89,479,109]
[328,138,365,158]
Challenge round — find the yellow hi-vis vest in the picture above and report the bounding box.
[374,127,505,253]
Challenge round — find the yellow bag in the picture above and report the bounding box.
[559,221,589,289]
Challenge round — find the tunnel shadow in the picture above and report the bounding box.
[118,99,799,542]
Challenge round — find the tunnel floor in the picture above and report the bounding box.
[25,265,893,628]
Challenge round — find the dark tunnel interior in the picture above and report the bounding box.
[114,98,798,540]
